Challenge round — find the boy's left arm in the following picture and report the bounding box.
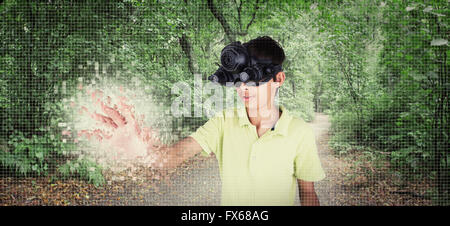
[297,179,320,206]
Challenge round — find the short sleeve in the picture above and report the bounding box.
[294,124,326,181]
[188,111,224,157]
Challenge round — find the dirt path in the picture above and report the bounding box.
[307,113,433,206]
[311,113,346,205]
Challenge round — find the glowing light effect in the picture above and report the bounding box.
[61,75,174,178]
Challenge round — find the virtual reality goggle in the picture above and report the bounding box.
[208,41,283,87]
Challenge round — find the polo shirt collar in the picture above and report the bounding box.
[238,104,291,136]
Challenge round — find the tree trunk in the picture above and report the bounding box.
[179,33,195,75]
[432,13,449,204]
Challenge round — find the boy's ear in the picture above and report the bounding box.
[274,71,286,87]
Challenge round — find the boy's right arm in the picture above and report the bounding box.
[147,136,204,169]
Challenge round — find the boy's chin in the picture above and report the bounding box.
[244,101,267,109]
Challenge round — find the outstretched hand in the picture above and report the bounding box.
[75,87,165,163]
[74,86,202,171]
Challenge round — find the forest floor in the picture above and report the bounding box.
[0,113,434,205]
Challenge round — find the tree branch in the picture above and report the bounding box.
[235,0,243,31]
[207,0,235,41]
[245,0,259,32]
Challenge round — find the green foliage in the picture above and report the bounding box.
[0,129,71,177]
[320,0,448,204]
[0,128,105,186]
[0,0,448,204]
[58,158,105,187]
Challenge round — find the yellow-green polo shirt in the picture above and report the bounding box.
[189,105,326,206]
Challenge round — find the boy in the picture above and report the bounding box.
[150,36,325,206]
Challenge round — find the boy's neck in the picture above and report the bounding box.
[246,104,282,130]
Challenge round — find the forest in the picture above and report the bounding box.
[0,0,448,205]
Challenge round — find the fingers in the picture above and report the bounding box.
[92,112,118,129]
[87,89,127,129]
[100,101,127,128]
